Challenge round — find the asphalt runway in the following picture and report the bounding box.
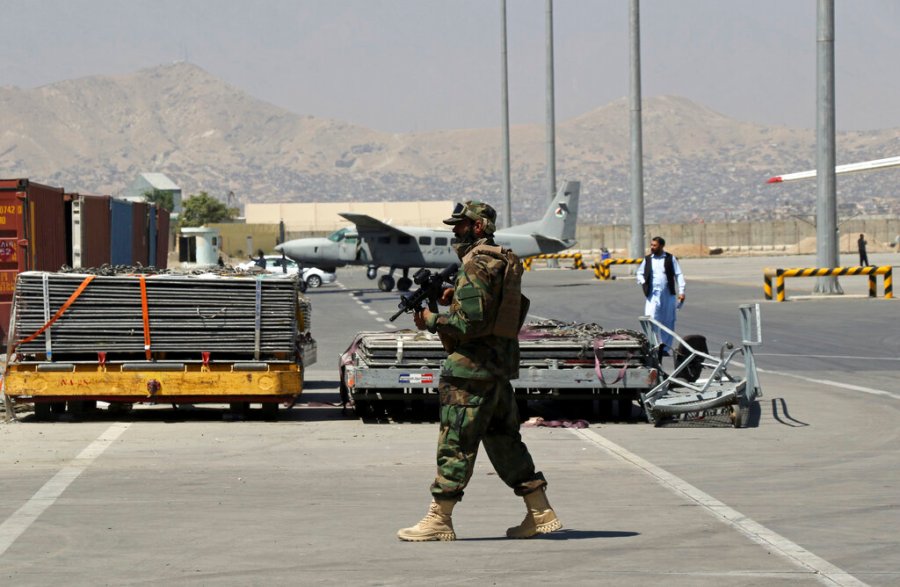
[1,253,898,586]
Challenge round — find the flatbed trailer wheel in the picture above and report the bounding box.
[34,402,51,421]
[261,402,279,421]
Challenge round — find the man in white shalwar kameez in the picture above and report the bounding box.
[636,237,685,356]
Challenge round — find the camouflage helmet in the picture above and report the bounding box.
[443,199,497,234]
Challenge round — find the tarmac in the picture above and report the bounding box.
[1,252,898,586]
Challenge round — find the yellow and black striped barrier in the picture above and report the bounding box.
[763,266,893,301]
[523,252,584,271]
[592,258,643,280]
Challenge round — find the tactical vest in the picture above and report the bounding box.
[462,244,530,339]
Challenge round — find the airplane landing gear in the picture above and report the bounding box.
[396,268,412,292]
[378,275,395,292]
[366,265,378,280]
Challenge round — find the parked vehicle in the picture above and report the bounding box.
[238,255,336,288]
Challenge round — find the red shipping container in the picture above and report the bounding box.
[156,208,170,269]
[70,194,112,268]
[0,178,67,346]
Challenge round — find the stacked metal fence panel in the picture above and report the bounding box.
[11,272,299,361]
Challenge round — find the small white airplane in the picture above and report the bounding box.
[275,181,581,292]
[767,156,900,183]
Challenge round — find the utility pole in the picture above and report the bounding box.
[545,0,556,200]
[814,0,841,294]
[500,0,512,228]
[629,0,645,260]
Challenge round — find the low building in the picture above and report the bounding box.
[123,172,183,215]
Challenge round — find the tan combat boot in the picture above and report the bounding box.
[506,488,562,538]
[397,498,457,541]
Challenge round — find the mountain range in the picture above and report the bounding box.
[2,62,898,224]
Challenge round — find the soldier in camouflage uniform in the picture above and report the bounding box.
[397,200,562,542]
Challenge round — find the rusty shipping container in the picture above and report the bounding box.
[0,178,68,346]
[156,207,170,269]
[69,194,112,268]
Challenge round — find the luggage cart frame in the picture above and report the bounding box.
[639,304,762,428]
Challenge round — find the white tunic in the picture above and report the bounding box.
[636,253,685,350]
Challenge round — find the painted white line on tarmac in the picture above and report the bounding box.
[571,428,868,587]
[756,367,900,401]
[757,353,900,362]
[0,422,132,557]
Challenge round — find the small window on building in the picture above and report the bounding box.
[418,236,432,245]
[211,237,218,246]
[435,237,448,246]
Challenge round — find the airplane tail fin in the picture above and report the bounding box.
[502,180,580,244]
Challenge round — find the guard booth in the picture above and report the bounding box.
[179,227,222,266]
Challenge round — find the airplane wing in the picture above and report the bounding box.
[532,234,571,249]
[339,213,412,236]
[767,156,900,183]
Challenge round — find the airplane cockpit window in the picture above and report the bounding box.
[418,236,432,245]
[398,236,412,245]
[435,237,448,246]
[327,228,350,242]
[344,235,358,244]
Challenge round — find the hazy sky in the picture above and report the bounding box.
[2,0,899,133]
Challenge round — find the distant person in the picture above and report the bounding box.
[600,247,611,261]
[250,249,267,269]
[217,255,225,267]
[857,234,870,266]
[636,236,686,358]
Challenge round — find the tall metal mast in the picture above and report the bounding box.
[629,0,645,260]
[500,0,512,228]
[814,0,841,294]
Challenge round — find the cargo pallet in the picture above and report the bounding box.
[340,322,659,421]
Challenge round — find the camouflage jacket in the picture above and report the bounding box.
[425,238,520,380]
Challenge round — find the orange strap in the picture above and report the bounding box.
[15,275,95,349]
[140,275,151,359]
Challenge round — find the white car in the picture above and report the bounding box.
[238,255,336,288]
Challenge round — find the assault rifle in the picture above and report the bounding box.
[389,263,458,322]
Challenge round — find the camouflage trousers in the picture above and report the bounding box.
[430,376,547,500]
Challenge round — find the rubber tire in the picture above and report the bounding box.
[367,266,378,280]
[261,402,279,421]
[306,274,322,288]
[397,277,413,292]
[34,402,51,421]
[378,275,395,292]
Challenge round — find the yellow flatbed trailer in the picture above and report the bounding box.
[4,360,303,419]
[2,270,314,420]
